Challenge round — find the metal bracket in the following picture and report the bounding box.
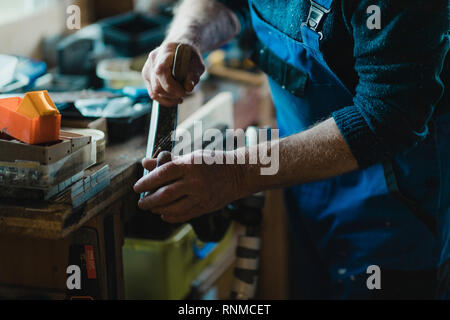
[302,0,331,40]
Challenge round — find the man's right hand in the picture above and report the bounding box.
[142,42,205,107]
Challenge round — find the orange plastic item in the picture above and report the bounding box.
[0,90,61,144]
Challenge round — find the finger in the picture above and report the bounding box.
[153,196,196,220]
[184,72,201,92]
[150,75,182,105]
[141,57,152,83]
[184,78,195,93]
[152,88,183,105]
[155,94,182,107]
[142,158,157,171]
[133,162,183,194]
[152,52,176,96]
[158,57,186,98]
[144,78,154,100]
[142,54,157,98]
[138,180,186,210]
[184,53,205,92]
[149,68,168,98]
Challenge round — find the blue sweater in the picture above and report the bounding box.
[218,0,449,167]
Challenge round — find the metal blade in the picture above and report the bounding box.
[141,44,192,198]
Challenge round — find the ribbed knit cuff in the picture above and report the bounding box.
[332,106,383,168]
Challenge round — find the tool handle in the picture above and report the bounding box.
[172,44,192,85]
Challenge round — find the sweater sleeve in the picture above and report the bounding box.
[216,0,250,32]
[332,0,449,168]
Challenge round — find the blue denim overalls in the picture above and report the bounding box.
[249,0,450,299]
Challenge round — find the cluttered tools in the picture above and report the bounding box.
[0,90,109,206]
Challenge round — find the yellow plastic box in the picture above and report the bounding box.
[123,223,234,300]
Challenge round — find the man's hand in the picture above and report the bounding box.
[142,42,205,107]
[140,0,242,106]
[134,150,244,223]
[133,118,359,224]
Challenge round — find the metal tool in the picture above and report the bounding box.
[141,43,192,199]
[139,43,233,243]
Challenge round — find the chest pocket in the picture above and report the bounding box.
[251,38,308,98]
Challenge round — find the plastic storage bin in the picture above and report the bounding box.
[101,12,169,57]
[96,58,144,89]
[123,223,235,300]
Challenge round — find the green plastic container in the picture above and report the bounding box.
[123,223,234,300]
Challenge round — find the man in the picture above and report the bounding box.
[135,0,449,299]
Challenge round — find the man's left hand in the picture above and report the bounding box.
[134,150,245,223]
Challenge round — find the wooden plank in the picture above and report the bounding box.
[0,233,72,291]
[255,188,290,299]
[0,134,146,239]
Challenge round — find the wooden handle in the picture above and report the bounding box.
[172,43,192,84]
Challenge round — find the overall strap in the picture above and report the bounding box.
[251,38,308,98]
[302,0,335,41]
[313,0,334,10]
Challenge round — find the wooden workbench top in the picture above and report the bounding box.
[0,134,147,240]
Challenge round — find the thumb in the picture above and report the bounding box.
[184,74,196,92]
[184,64,202,92]
[183,49,204,92]
[142,158,157,171]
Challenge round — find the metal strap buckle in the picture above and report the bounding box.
[301,0,331,40]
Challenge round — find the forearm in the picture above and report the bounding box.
[165,0,240,53]
[237,118,359,196]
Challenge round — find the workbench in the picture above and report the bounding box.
[0,79,287,299]
[0,133,146,299]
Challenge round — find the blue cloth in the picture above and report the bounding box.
[218,0,449,168]
[248,0,450,299]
